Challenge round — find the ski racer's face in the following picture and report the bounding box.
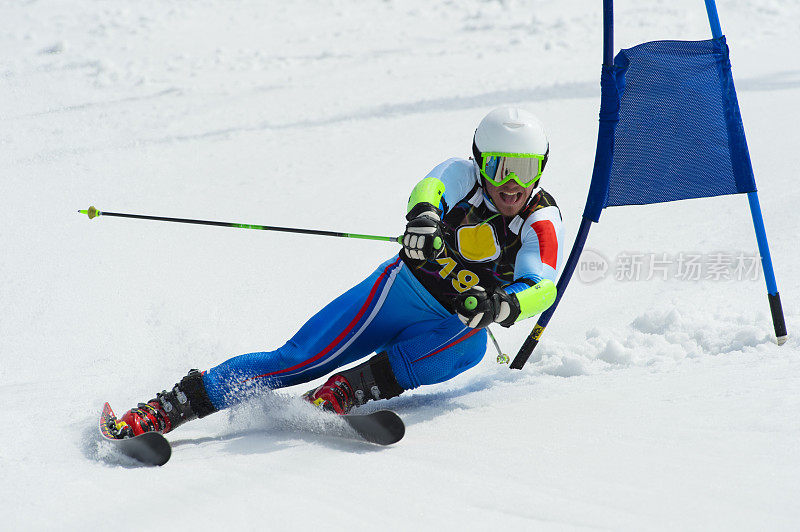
[484,179,535,217]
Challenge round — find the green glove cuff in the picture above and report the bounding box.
[514,279,557,322]
[407,177,445,215]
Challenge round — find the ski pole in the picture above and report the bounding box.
[77,206,402,244]
[487,327,510,364]
[81,206,517,358]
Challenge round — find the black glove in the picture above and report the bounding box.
[403,203,444,261]
[454,286,521,329]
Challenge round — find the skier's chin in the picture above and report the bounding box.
[492,188,527,216]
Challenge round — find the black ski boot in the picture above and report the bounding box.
[303,352,404,414]
[117,369,217,436]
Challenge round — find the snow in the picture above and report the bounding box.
[2,0,799,529]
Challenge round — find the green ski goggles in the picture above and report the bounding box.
[479,152,545,188]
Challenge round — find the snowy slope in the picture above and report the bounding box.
[2,0,799,530]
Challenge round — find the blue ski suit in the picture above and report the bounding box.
[202,158,563,410]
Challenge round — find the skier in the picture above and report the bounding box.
[111,106,565,438]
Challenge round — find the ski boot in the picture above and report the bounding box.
[111,369,217,438]
[302,353,404,415]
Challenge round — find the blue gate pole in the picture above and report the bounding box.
[704,0,723,38]
[747,193,788,344]
[510,0,616,369]
[704,0,787,344]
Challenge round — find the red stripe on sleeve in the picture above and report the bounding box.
[531,220,558,269]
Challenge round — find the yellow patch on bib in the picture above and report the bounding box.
[456,224,501,262]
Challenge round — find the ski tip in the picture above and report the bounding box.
[372,409,403,424]
[133,432,172,466]
[100,402,114,423]
[99,402,117,439]
[345,410,405,446]
[107,431,172,466]
[98,402,172,466]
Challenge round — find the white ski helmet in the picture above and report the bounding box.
[472,106,550,185]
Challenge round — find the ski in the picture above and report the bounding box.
[340,409,405,445]
[98,402,172,466]
[96,402,402,466]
